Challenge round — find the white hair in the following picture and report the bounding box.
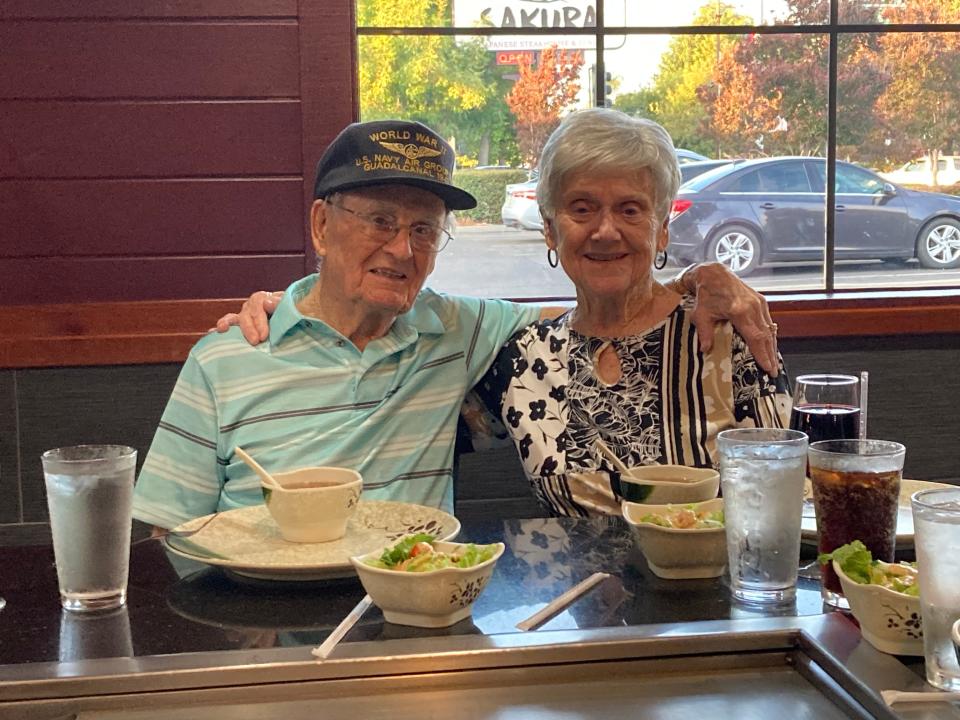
[537,108,681,225]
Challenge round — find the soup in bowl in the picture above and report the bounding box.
[261,466,362,543]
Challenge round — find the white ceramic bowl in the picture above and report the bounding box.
[351,540,505,628]
[261,466,362,543]
[621,498,726,579]
[619,465,720,504]
[833,559,923,656]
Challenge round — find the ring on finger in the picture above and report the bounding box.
[766,322,778,333]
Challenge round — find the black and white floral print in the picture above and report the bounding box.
[477,297,791,517]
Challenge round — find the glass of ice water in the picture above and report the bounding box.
[718,428,808,605]
[911,487,960,691]
[41,445,137,613]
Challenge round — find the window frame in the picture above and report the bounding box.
[357,0,960,301]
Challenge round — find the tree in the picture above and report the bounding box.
[702,0,887,159]
[505,46,584,166]
[628,3,751,157]
[871,0,960,185]
[356,0,518,165]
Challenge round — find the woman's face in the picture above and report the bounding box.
[544,168,668,302]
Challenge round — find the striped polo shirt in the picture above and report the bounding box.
[133,274,540,529]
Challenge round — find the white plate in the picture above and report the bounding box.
[801,478,955,548]
[163,500,460,580]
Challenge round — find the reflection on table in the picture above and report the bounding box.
[0,515,830,667]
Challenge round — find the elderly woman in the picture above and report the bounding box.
[475,109,791,517]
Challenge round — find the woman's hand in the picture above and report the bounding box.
[680,263,779,376]
[212,291,283,345]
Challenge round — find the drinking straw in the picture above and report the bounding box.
[859,371,869,441]
[516,572,611,631]
[312,594,373,660]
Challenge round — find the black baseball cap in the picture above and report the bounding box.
[313,120,477,210]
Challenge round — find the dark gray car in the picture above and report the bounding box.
[668,157,960,275]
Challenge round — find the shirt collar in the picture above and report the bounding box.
[268,274,319,347]
[269,275,447,347]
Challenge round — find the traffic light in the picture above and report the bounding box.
[604,71,613,108]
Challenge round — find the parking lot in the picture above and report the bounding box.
[428,225,960,299]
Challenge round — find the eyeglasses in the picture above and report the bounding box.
[328,202,453,253]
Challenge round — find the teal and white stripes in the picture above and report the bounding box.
[133,274,539,529]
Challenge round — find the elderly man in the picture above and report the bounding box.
[133,119,777,529]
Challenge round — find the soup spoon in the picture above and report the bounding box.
[594,439,631,475]
[234,446,281,488]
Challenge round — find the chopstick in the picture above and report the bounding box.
[312,594,373,660]
[516,572,611,631]
[881,689,960,705]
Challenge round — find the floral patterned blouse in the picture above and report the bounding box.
[476,295,792,517]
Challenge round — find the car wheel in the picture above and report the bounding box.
[917,217,960,269]
[709,225,761,276]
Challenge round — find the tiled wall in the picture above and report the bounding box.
[2,333,958,528]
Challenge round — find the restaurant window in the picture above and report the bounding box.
[356,0,960,298]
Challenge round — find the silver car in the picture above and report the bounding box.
[501,171,542,231]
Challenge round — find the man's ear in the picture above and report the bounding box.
[310,200,328,257]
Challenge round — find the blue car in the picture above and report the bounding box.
[669,157,960,275]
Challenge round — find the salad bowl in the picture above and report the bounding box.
[832,555,922,656]
[622,498,726,579]
[351,537,505,628]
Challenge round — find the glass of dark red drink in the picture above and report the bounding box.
[790,374,861,445]
[808,439,906,609]
[790,374,861,520]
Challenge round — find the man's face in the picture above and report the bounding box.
[311,185,444,316]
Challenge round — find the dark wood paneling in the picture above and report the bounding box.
[0,298,244,368]
[2,295,960,369]
[0,22,300,99]
[298,0,357,275]
[0,101,302,178]
[773,296,960,336]
[2,179,303,256]
[0,1,296,18]
[1,256,304,305]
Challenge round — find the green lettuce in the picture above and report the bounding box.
[819,541,919,596]
[375,533,435,568]
[819,540,873,583]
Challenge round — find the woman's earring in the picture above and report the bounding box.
[654,250,668,270]
[547,247,559,268]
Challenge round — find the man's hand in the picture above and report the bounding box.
[679,263,779,376]
[212,291,283,346]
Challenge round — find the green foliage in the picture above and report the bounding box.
[639,3,751,157]
[613,88,660,119]
[453,169,529,224]
[356,0,516,165]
